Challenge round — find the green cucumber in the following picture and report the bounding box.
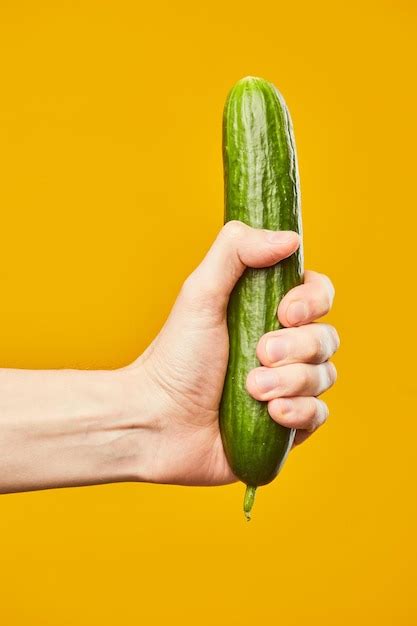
[219,76,304,520]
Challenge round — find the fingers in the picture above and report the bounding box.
[267,396,329,431]
[256,323,340,367]
[246,361,337,402]
[245,267,337,448]
[278,270,335,327]
[181,221,300,310]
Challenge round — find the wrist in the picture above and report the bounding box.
[105,364,162,485]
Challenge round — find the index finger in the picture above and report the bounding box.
[277,270,335,327]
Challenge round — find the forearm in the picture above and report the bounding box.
[0,367,154,493]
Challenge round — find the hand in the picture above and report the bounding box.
[126,221,339,486]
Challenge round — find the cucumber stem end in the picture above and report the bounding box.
[243,485,257,521]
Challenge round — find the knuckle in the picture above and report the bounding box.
[222,220,246,240]
[297,398,319,431]
[321,399,330,421]
[308,293,330,319]
[308,332,327,363]
[298,365,311,390]
[316,398,329,425]
[305,396,318,421]
[326,361,337,386]
[311,325,339,362]
[308,398,322,430]
[320,273,336,302]
[303,398,328,431]
[329,325,341,351]
[318,291,332,315]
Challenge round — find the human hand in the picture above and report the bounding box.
[125,221,339,486]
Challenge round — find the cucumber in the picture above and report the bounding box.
[219,76,304,520]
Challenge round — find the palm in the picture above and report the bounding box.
[136,290,236,486]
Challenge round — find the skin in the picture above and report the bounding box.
[0,222,338,494]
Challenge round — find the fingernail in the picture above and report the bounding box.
[266,337,289,363]
[286,301,308,325]
[266,230,296,244]
[255,369,277,393]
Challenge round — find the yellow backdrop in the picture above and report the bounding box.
[0,1,416,625]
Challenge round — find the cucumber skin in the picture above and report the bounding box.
[219,77,304,488]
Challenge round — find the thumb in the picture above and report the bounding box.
[180,220,300,312]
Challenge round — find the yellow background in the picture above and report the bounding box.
[0,1,416,624]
